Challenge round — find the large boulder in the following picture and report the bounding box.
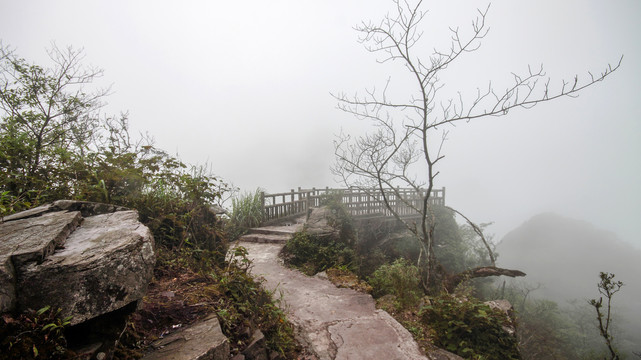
[0,200,155,325]
[303,206,340,238]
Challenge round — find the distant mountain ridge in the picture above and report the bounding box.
[496,212,640,352]
[497,212,639,301]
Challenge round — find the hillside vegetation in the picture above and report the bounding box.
[0,44,299,359]
[280,198,521,359]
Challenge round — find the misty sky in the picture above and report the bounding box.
[1,0,640,248]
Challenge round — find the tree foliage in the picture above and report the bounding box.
[0,43,107,207]
[0,43,230,253]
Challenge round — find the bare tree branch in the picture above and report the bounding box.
[333,0,620,291]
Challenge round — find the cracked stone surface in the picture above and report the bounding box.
[235,241,428,360]
[142,316,229,360]
[0,201,155,325]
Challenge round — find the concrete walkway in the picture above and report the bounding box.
[233,238,428,360]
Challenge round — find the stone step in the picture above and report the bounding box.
[249,224,302,236]
[238,233,291,244]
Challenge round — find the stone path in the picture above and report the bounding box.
[233,225,429,360]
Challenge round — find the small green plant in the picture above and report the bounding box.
[368,258,422,309]
[420,294,520,360]
[227,189,264,240]
[0,306,74,359]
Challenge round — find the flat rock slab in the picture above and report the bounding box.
[250,224,303,235]
[0,211,83,311]
[239,224,302,244]
[234,241,428,360]
[238,233,291,244]
[0,201,155,326]
[0,210,82,268]
[142,316,229,360]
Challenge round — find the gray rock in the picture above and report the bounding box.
[0,256,15,316]
[425,348,465,360]
[304,207,339,238]
[485,299,517,337]
[2,200,127,222]
[18,211,155,324]
[242,329,268,360]
[143,316,229,360]
[0,210,83,313]
[0,201,155,327]
[1,211,82,268]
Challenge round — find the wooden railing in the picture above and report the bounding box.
[261,187,445,223]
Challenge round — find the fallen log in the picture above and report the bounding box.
[445,266,526,292]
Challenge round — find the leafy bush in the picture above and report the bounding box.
[0,306,74,360]
[368,258,422,309]
[421,294,520,360]
[281,195,357,275]
[282,231,356,276]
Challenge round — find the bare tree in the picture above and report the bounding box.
[332,1,621,291]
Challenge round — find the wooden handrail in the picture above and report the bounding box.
[261,187,445,223]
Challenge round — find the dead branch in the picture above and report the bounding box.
[445,266,526,292]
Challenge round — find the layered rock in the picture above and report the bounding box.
[0,200,155,325]
[304,207,340,238]
[142,316,229,360]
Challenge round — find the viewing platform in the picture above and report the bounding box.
[261,187,445,224]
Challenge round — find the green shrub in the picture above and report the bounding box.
[357,247,389,278]
[368,258,422,309]
[0,306,74,360]
[421,294,520,360]
[282,231,356,276]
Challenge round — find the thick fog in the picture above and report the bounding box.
[1,0,639,248]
